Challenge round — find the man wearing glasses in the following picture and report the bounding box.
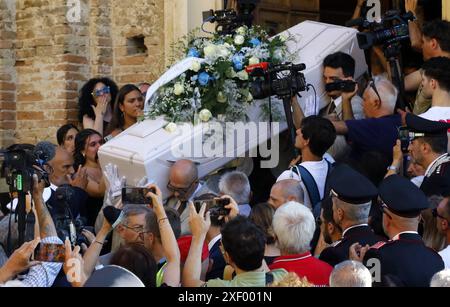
[165,159,211,236]
[435,197,450,269]
[291,78,402,164]
[350,175,444,287]
[401,113,450,197]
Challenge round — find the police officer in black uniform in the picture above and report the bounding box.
[405,113,450,197]
[355,175,444,287]
[319,164,385,267]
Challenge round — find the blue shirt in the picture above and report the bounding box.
[345,114,402,161]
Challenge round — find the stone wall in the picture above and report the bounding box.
[0,0,166,146]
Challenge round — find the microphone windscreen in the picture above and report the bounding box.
[34,141,57,164]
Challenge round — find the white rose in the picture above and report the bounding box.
[217,91,227,103]
[237,70,249,81]
[226,67,237,78]
[279,33,288,42]
[248,56,260,65]
[173,83,184,95]
[199,109,212,122]
[247,92,253,102]
[234,35,245,45]
[274,49,283,60]
[236,26,246,35]
[204,44,217,58]
[190,61,201,72]
[165,122,177,133]
[217,45,231,59]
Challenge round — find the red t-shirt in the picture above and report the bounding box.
[269,252,333,286]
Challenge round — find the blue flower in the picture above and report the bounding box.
[198,72,210,86]
[250,38,261,47]
[232,54,244,71]
[187,48,200,58]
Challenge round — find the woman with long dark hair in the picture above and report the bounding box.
[105,84,144,140]
[78,77,119,136]
[56,123,79,155]
[73,129,106,226]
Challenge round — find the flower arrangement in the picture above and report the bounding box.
[146,25,292,125]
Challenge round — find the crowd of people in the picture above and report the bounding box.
[1,0,450,288]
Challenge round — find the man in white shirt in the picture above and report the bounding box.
[417,56,450,151]
[435,197,450,269]
[320,52,365,161]
[277,116,336,212]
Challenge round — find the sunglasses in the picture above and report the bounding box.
[379,201,393,220]
[167,180,197,195]
[92,86,111,97]
[432,208,449,222]
[368,80,382,104]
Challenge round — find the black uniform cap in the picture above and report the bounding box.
[406,113,450,137]
[328,164,378,205]
[379,175,429,218]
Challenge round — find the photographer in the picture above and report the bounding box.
[319,52,365,161]
[0,174,62,287]
[182,195,288,287]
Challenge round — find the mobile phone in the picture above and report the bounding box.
[33,243,65,263]
[121,187,155,205]
[398,127,410,153]
[193,198,231,216]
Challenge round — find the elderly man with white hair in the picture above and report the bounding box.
[269,201,333,286]
[218,171,252,217]
[430,269,450,287]
[290,77,401,163]
[329,260,372,287]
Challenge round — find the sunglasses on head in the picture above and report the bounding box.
[92,86,110,97]
[368,80,382,104]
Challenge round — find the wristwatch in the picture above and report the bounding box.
[387,165,399,173]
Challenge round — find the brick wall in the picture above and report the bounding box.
[0,0,17,148]
[1,0,166,146]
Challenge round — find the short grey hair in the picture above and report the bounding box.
[330,260,372,287]
[218,171,251,205]
[272,201,315,254]
[274,179,304,204]
[334,198,371,224]
[430,269,450,287]
[366,77,398,113]
[122,205,152,224]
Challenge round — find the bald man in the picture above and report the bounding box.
[165,159,211,235]
[268,179,305,210]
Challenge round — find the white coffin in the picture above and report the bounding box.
[98,21,367,198]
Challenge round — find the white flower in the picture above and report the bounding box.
[173,83,184,95]
[236,26,246,35]
[199,109,212,122]
[226,67,237,78]
[165,122,178,133]
[217,91,227,103]
[247,92,253,102]
[234,35,245,45]
[236,70,248,81]
[279,33,288,42]
[190,61,201,72]
[216,44,231,59]
[274,48,284,60]
[248,56,260,65]
[204,44,217,58]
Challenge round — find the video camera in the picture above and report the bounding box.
[325,80,357,93]
[347,10,415,51]
[247,62,307,100]
[202,0,260,35]
[53,184,90,246]
[0,144,50,193]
